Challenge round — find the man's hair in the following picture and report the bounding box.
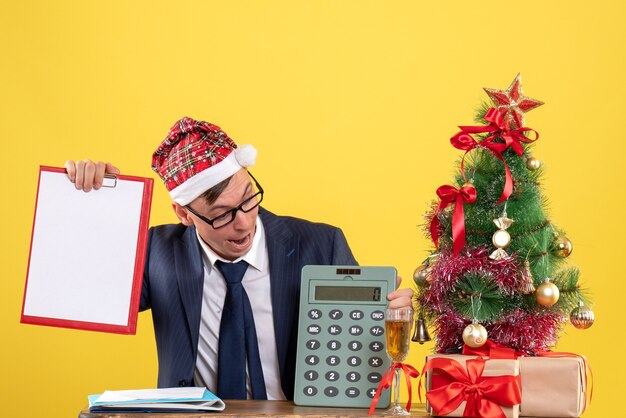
[199,176,232,205]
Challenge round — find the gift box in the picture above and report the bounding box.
[424,354,521,418]
[518,355,588,418]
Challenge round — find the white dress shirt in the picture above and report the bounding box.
[193,217,286,400]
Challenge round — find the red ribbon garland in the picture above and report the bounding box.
[450,107,539,204]
[419,356,522,418]
[368,362,420,415]
[430,184,477,257]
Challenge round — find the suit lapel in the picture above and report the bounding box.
[174,225,205,357]
[260,208,301,399]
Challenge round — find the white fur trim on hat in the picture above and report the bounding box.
[169,152,243,205]
[234,144,257,167]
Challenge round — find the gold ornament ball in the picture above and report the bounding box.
[526,156,542,170]
[536,281,560,307]
[553,236,573,258]
[492,229,511,248]
[462,323,488,348]
[570,304,595,329]
[413,264,431,286]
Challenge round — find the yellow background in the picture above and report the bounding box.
[1,1,622,416]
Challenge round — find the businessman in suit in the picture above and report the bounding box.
[66,117,412,401]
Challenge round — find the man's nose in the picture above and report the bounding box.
[232,208,254,229]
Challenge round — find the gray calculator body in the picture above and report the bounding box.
[293,265,395,408]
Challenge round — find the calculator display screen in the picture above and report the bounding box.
[314,285,381,302]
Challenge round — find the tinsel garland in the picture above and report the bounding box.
[419,246,566,354]
[420,246,522,310]
[432,308,565,355]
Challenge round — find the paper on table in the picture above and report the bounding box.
[96,387,207,403]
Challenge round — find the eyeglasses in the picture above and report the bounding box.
[185,172,264,229]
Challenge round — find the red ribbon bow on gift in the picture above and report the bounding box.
[420,356,521,418]
[368,362,420,415]
[430,183,477,257]
[450,107,539,204]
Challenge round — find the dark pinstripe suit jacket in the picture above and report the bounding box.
[140,207,357,400]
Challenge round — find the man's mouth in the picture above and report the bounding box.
[229,235,251,247]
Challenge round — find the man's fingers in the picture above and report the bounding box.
[66,160,119,191]
[387,287,414,309]
[93,161,106,189]
[74,160,86,190]
[388,295,414,309]
[64,160,77,183]
[82,160,97,192]
[105,162,120,175]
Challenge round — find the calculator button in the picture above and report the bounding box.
[348,325,363,336]
[371,310,384,321]
[346,371,361,382]
[307,325,321,335]
[327,340,341,350]
[328,325,342,335]
[325,371,340,381]
[304,370,319,381]
[347,356,362,367]
[349,310,364,320]
[347,340,362,351]
[369,357,384,367]
[370,326,385,336]
[308,309,322,319]
[303,386,318,396]
[306,339,320,350]
[324,386,339,397]
[368,372,382,383]
[367,388,378,398]
[345,387,360,398]
[326,355,341,366]
[329,309,343,320]
[305,355,320,365]
[369,341,384,352]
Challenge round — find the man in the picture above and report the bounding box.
[66,117,413,401]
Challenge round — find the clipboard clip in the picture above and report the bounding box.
[102,174,117,188]
[67,173,118,188]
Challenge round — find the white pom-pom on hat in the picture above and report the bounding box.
[234,144,257,167]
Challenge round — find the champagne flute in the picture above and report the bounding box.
[385,307,414,416]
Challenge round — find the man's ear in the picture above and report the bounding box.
[172,202,194,226]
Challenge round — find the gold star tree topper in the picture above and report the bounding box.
[483,73,544,128]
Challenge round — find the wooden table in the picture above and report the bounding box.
[79,400,430,417]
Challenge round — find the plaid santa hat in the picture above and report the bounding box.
[151,117,257,205]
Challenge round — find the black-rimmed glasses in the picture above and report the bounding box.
[185,172,264,229]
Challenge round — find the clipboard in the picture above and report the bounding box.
[21,166,154,334]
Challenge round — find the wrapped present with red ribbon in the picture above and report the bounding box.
[518,355,590,418]
[461,340,592,417]
[421,354,521,418]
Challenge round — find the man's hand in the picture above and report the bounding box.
[387,276,414,309]
[64,160,120,192]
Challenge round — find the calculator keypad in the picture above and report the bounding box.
[297,306,389,407]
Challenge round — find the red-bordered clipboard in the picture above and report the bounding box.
[21,166,153,334]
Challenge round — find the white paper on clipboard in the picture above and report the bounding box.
[21,166,153,334]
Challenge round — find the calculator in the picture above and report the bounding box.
[293,265,395,408]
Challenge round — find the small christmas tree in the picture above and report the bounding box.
[414,74,595,355]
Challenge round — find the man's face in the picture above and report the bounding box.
[179,168,260,260]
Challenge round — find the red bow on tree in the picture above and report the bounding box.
[450,108,539,204]
[430,183,477,257]
[421,357,522,418]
